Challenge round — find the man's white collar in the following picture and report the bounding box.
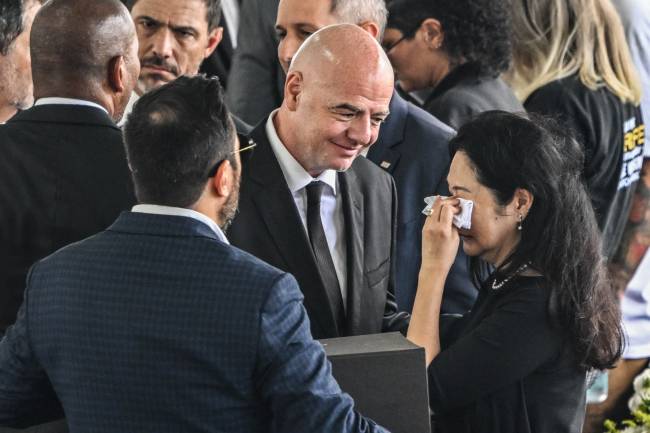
[265,109,337,194]
[34,97,108,115]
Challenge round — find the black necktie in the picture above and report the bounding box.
[306,181,346,333]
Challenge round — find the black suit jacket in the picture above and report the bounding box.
[227,123,410,339]
[225,0,284,125]
[0,104,136,334]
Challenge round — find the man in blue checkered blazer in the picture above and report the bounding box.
[0,75,388,433]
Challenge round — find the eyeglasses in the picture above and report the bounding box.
[206,139,257,178]
[383,34,409,53]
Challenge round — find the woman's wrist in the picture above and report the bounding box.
[418,263,451,282]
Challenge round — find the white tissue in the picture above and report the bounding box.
[422,196,473,230]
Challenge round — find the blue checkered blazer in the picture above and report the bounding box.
[0,212,387,433]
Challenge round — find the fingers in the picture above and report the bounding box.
[427,196,461,223]
[420,197,462,276]
[423,197,461,238]
[439,201,457,227]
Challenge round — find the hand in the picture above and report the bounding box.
[421,196,461,276]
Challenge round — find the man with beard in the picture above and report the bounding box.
[121,0,248,132]
[0,0,42,123]
[0,75,388,433]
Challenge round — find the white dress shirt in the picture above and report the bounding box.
[34,97,109,114]
[132,204,229,245]
[265,111,348,308]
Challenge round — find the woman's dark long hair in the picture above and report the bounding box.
[449,111,623,370]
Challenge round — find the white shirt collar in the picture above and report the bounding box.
[265,109,337,194]
[34,97,109,115]
[131,204,229,245]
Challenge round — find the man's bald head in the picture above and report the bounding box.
[30,0,139,119]
[275,24,394,176]
[289,23,394,87]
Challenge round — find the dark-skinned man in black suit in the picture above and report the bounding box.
[0,0,139,335]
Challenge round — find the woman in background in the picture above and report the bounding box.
[382,0,523,129]
[507,0,643,260]
[408,111,623,433]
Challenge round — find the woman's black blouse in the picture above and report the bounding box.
[429,276,586,433]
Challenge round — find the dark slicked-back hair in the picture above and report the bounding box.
[0,0,39,55]
[123,0,222,31]
[124,75,235,208]
[386,0,512,77]
[450,111,623,370]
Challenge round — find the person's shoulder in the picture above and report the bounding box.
[497,276,551,310]
[0,122,16,145]
[525,76,586,108]
[224,242,290,280]
[405,101,456,142]
[32,226,291,293]
[28,231,109,281]
[396,103,454,173]
[427,88,482,130]
[526,75,629,120]
[0,113,34,137]
[200,241,302,306]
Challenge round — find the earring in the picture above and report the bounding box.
[517,214,523,231]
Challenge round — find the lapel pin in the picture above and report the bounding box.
[380,161,391,169]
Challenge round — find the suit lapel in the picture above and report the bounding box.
[339,169,365,336]
[367,91,407,175]
[371,148,401,175]
[247,125,340,335]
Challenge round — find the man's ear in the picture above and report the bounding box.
[204,26,224,58]
[283,71,303,111]
[420,18,444,50]
[211,159,234,198]
[108,55,126,93]
[358,21,381,40]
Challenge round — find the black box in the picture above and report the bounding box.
[320,332,431,433]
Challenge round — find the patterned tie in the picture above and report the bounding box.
[306,181,346,333]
